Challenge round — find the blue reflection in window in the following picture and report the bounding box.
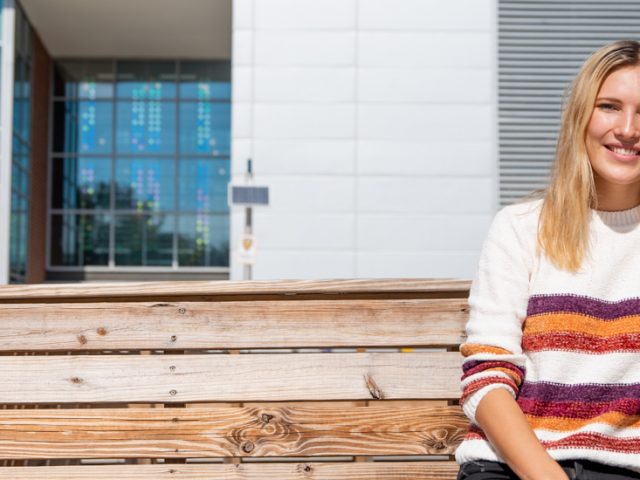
[52,158,111,209]
[116,61,176,99]
[179,159,229,213]
[179,102,230,156]
[116,101,176,153]
[115,158,175,212]
[178,214,229,267]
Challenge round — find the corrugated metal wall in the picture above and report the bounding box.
[498,0,640,205]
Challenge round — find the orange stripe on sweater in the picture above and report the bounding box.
[523,312,640,336]
[460,343,513,357]
[526,412,640,431]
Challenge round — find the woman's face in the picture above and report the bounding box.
[586,65,640,207]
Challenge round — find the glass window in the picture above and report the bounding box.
[53,60,114,99]
[115,158,175,212]
[179,159,229,212]
[49,60,232,271]
[179,102,230,156]
[117,61,176,99]
[178,214,229,267]
[116,100,176,154]
[115,213,173,266]
[50,214,110,266]
[179,61,231,100]
[53,100,113,153]
[52,157,111,210]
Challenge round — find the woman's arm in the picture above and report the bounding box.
[475,388,568,480]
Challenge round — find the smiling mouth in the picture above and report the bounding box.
[606,145,640,156]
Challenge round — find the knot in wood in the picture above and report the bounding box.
[168,469,176,474]
[242,441,254,453]
[304,465,312,473]
[261,413,274,424]
[169,365,176,372]
[70,377,83,384]
[96,327,107,336]
[364,374,384,400]
[423,428,451,454]
[178,308,186,314]
[169,389,177,396]
[170,335,177,342]
[77,334,87,345]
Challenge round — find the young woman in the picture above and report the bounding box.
[455,40,640,480]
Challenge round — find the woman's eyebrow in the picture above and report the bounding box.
[595,96,622,102]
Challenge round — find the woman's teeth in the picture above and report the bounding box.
[609,146,640,155]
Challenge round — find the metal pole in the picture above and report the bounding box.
[243,159,253,280]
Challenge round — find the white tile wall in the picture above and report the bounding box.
[359,0,492,31]
[357,105,493,141]
[255,0,356,30]
[358,68,492,103]
[357,140,492,176]
[254,32,356,66]
[357,178,493,213]
[230,0,497,281]
[357,214,491,250]
[357,251,483,279]
[255,67,355,102]
[250,140,355,175]
[254,104,355,139]
[252,251,357,279]
[358,32,492,68]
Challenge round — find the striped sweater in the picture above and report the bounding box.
[455,198,640,472]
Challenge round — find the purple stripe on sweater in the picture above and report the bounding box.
[519,381,640,402]
[527,294,640,319]
[518,397,640,418]
[462,359,525,378]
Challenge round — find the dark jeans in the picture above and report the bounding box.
[457,460,640,480]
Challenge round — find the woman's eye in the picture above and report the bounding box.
[598,103,619,111]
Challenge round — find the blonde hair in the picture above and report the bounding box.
[539,40,640,271]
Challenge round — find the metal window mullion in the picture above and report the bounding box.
[173,59,180,269]
[109,58,116,268]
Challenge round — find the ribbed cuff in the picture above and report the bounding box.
[462,383,517,424]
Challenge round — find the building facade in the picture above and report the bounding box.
[0,0,636,283]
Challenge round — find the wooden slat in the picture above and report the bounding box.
[0,352,461,403]
[0,461,460,479]
[0,279,470,301]
[0,404,467,458]
[0,299,467,351]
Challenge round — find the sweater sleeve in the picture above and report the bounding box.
[460,206,534,424]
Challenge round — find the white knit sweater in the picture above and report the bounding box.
[455,198,640,471]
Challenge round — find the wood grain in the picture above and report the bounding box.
[0,461,460,479]
[0,279,470,301]
[0,352,462,403]
[0,299,467,351]
[0,404,467,458]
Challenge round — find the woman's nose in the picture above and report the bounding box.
[614,110,640,140]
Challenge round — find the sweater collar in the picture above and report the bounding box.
[593,203,640,227]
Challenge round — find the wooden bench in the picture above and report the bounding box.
[0,279,470,479]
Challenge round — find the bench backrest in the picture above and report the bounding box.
[0,279,469,479]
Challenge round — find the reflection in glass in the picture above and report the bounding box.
[179,102,230,156]
[50,214,110,266]
[116,101,176,153]
[52,158,111,209]
[178,214,229,267]
[116,61,176,99]
[115,214,173,266]
[53,100,112,153]
[53,61,114,99]
[115,158,175,212]
[179,61,231,100]
[179,159,229,213]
